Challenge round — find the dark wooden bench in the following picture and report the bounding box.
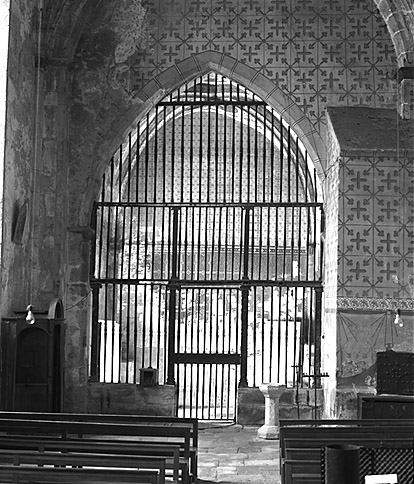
[0,465,159,483]
[0,412,198,482]
[0,448,167,483]
[0,417,194,483]
[279,419,414,484]
[0,435,185,483]
[0,412,198,448]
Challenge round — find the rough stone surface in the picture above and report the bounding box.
[326,106,414,152]
[88,383,176,415]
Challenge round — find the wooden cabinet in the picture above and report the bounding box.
[358,393,414,419]
[1,302,64,412]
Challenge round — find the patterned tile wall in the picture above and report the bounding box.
[337,152,414,309]
[135,0,396,139]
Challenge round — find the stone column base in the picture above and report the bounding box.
[257,423,280,439]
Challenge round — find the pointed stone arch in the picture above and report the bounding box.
[79,51,327,226]
[136,51,327,180]
[373,0,414,66]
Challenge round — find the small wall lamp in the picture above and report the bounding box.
[25,305,35,325]
[393,308,404,328]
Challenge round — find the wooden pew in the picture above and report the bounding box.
[0,411,197,482]
[0,435,186,483]
[279,419,414,484]
[0,449,166,483]
[0,465,159,483]
[0,418,193,483]
[0,412,198,449]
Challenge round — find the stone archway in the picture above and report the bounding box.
[373,0,414,66]
[77,51,327,228]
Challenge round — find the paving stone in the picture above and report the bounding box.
[197,425,281,483]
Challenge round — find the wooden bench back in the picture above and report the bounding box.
[279,419,414,484]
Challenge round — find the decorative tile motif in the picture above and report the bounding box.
[138,0,397,135]
[338,152,414,304]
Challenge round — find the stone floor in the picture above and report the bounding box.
[196,422,281,484]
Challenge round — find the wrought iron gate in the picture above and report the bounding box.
[90,73,324,420]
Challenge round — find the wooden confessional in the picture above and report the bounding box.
[0,299,65,412]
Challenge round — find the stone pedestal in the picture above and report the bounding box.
[257,383,286,440]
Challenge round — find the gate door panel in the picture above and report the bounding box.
[175,287,241,419]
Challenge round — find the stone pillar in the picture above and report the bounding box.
[257,383,286,440]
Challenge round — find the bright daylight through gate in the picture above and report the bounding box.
[89,73,324,420]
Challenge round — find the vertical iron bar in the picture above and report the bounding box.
[154,107,158,203]
[252,286,257,386]
[202,288,207,417]
[306,206,311,280]
[269,287,274,382]
[215,73,219,204]
[263,107,267,202]
[142,284,147,368]
[303,151,308,204]
[231,103,236,203]
[133,285,138,383]
[199,95,203,203]
[287,127,291,203]
[196,207,202,280]
[266,207,271,280]
[190,101,194,202]
[239,105,243,203]
[277,287,282,383]
[314,287,323,388]
[162,107,167,203]
[145,113,150,203]
[247,105,251,203]
[298,206,302,281]
[285,288,289,384]
[210,208,216,279]
[208,288,214,418]
[223,100,227,203]
[295,135,299,203]
[313,169,318,280]
[111,284,117,382]
[292,286,298,386]
[258,208,263,280]
[183,207,189,280]
[254,104,258,203]
[271,113,275,203]
[181,104,185,203]
[128,134,132,202]
[171,106,176,203]
[207,94,211,204]
[239,208,250,388]
[279,117,284,203]
[90,282,102,382]
[103,286,109,382]
[282,206,288,278]
[167,208,180,385]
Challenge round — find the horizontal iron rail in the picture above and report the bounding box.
[91,278,323,288]
[95,201,324,208]
[173,353,241,364]
[158,100,267,106]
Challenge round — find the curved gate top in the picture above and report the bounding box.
[90,72,324,420]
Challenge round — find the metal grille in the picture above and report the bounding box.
[90,73,324,419]
[323,447,413,484]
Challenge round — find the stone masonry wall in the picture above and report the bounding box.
[1,1,37,315]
